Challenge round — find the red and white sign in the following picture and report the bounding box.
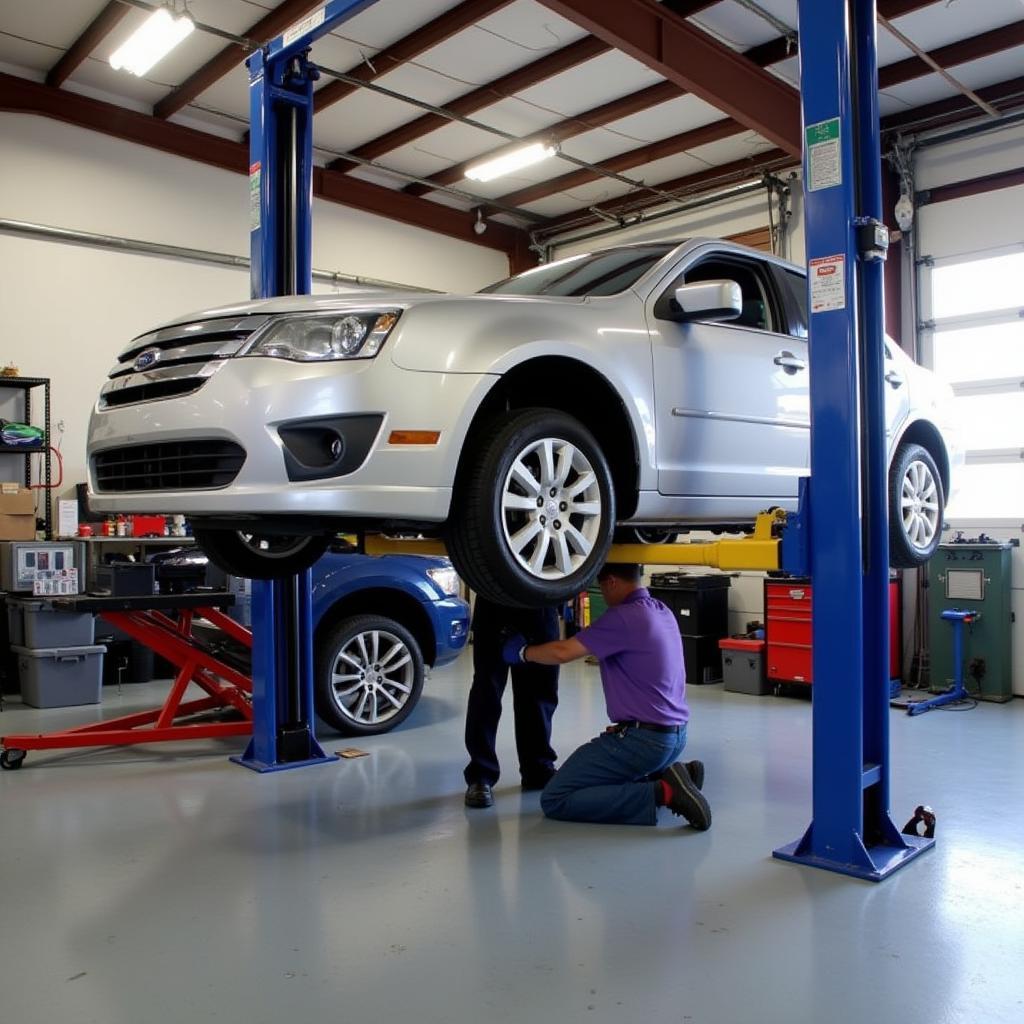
[809,254,846,313]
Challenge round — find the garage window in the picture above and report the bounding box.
[925,247,1024,519]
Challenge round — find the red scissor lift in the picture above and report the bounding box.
[1,593,252,769]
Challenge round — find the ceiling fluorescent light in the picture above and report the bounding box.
[110,7,195,77]
[465,142,557,183]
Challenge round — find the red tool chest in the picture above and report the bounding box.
[764,576,900,687]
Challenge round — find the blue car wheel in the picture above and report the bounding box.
[315,613,425,735]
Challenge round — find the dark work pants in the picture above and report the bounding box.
[464,598,560,787]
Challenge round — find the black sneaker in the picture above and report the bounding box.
[465,782,494,808]
[686,760,705,790]
[662,762,712,830]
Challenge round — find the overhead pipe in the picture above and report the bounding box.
[0,217,439,292]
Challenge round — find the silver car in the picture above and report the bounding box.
[87,239,960,605]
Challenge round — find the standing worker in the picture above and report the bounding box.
[464,596,560,808]
[502,563,710,830]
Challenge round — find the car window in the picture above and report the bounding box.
[654,255,782,331]
[480,244,676,297]
[779,269,808,339]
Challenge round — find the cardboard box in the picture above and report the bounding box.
[0,484,35,540]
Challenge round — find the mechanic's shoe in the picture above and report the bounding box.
[662,762,712,830]
[465,782,494,808]
[521,771,556,792]
[686,759,705,791]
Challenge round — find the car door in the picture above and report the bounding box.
[775,261,910,459]
[647,251,810,499]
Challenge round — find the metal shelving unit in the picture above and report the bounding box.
[0,376,52,539]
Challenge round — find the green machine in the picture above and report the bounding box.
[927,540,1015,702]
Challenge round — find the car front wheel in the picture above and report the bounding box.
[889,442,944,568]
[192,528,329,579]
[315,614,425,735]
[448,408,615,606]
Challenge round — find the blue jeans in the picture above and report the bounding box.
[540,725,687,826]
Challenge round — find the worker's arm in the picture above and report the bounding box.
[502,633,590,666]
[525,636,589,665]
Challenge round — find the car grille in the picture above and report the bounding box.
[93,441,247,492]
[99,314,270,409]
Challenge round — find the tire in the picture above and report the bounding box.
[889,442,944,568]
[448,408,615,606]
[314,614,425,735]
[192,528,329,580]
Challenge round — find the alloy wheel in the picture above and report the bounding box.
[500,436,603,580]
[328,628,415,728]
[900,458,940,553]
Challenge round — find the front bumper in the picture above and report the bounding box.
[87,355,496,523]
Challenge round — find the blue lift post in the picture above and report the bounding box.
[232,0,381,772]
[773,0,934,878]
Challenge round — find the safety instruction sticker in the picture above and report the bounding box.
[249,162,261,232]
[806,118,841,191]
[809,254,846,312]
[283,7,325,47]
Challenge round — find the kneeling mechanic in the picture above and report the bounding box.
[502,563,710,829]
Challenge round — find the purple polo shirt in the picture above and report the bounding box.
[576,588,689,726]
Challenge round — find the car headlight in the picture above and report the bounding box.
[426,566,460,597]
[244,310,401,361]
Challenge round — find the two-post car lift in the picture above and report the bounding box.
[23,0,925,881]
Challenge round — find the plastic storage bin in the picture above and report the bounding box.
[9,598,95,649]
[720,638,769,695]
[12,643,106,708]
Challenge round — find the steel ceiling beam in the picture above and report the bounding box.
[535,0,800,156]
[0,72,525,255]
[879,20,1024,89]
[497,117,742,209]
[46,1,131,88]
[313,0,514,113]
[403,81,681,197]
[153,0,326,120]
[326,34,607,171]
[882,73,1024,133]
[538,148,793,237]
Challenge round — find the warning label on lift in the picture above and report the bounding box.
[249,162,261,232]
[806,118,841,191]
[809,254,846,312]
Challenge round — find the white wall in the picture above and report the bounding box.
[0,113,508,512]
[550,171,805,265]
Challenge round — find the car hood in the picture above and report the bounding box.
[145,291,585,333]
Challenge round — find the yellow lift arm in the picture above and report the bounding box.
[361,509,785,572]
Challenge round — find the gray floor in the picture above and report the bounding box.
[1,661,1022,1024]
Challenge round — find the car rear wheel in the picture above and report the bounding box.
[192,527,329,579]
[889,442,944,568]
[448,408,615,606]
[315,614,424,735]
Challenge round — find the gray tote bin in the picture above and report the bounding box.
[22,601,95,649]
[12,644,106,708]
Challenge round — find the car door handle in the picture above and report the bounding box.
[885,370,904,388]
[773,351,806,374]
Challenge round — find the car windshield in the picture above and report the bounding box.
[479,243,678,297]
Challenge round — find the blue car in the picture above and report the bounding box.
[309,548,469,736]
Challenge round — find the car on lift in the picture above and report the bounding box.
[86,238,961,606]
[189,543,469,736]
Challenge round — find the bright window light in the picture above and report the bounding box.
[110,7,195,77]
[465,142,557,183]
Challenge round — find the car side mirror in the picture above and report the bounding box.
[670,280,743,322]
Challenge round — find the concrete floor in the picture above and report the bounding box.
[1,661,1022,1024]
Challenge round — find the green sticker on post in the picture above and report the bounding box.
[806,118,841,192]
